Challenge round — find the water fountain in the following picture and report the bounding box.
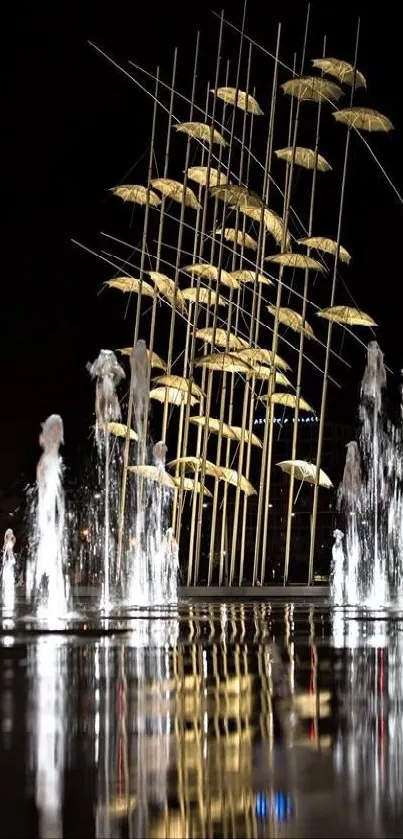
[2,528,16,611]
[333,342,403,608]
[26,414,70,620]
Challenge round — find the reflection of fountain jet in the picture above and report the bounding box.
[26,414,69,619]
[332,622,403,834]
[88,349,125,609]
[2,528,16,611]
[336,342,403,607]
[29,637,66,838]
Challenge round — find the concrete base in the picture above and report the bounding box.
[179,585,329,599]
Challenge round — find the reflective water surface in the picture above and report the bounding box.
[0,601,402,838]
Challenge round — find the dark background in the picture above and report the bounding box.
[3,0,402,492]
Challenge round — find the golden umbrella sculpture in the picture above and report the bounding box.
[277,459,333,489]
[168,456,257,496]
[267,305,316,340]
[152,374,205,401]
[150,178,202,210]
[215,227,258,250]
[263,392,315,413]
[105,277,154,297]
[333,107,394,132]
[182,262,239,290]
[186,166,228,187]
[212,87,264,115]
[117,348,167,371]
[239,205,291,251]
[127,464,176,489]
[182,287,228,307]
[275,146,332,172]
[316,305,377,327]
[172,476,213,497]
[265,252,326,272]
[311,57,367,89]
[99,422,138,441]
[174,121,227,146]
[236,347,291,371]
[281,76,343,103]
[247,365,293,387]
[209,184,264,210]
[110,184,162,207]
[297,236,351,265]
[195,327,249,351]
[149,386,199,408]
[148,271,188,314]
[194,352,255,375]
[189,415,262,448]
[229,269,273,287]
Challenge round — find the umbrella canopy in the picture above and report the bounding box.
[316,305,377,327]
[110,184,161,206]
[105,277,154,297]
[212,87,264,115]
[267,305,316,340]
[148,271,188,314]
[312,57,366,89]
[281,75,343,102]
[333,107,393,132]
[275,146,332,172]
[127,464,176,489]
[174,121,227,146]
[277,459,333,489]
[186,166,228,187]
[150,178,202,209]
[297,236,351,265]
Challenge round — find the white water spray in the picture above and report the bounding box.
[2,528,16,612]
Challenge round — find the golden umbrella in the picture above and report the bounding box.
[168,456,257,496]
[117,348,167,371]
[263,392,314,413]
[236,347,290,371]
[281,76,343,102]
[99,422,137,441]
[174,121,227,146]
[275,146,332,172]
[312,57,367,89]
[153,374,205,400]
[149,386,199,407]
[267,305,316,340]
[172,476,213,497]
[215,227,258,250]
[150,178,202,209]
[277,459,333,489]
[194,352,255,375]
[186,166,228,187]
[316,305,377,327]
[182,287,228,307]
[110,184,161,206]
[182,262,239,289]
[209,184,264,210]
[249,366,293,387]
[265,252,325,272]
[127,464,176,489]
[148,271,188,314]
[105,277,154,297]
[229,426,262,448]
[229,269,272,286]
[333,107,394,132]
[297,236,351,265]
[239,205,291,250]
[189,414,262,448]
[195,327,249,351]
[212,87,264,115]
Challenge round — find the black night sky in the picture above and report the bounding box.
[3,0,403,492]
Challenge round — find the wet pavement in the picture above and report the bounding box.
[0,599,402,837]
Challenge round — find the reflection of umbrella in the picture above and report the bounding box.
[312,57,366,89]
[174,121,227,146]
[212,87,264,115]
[117,348,167,371]
[229,269,273,287]
[182,287,228,307]
[265,252,325,272]
[110,184,161,206]
[275,146,332,172]
[149,387,199,407]
[215,227,257,250]
[267,305,316,340]
[333,107,393,132]
[263,392,314,413]
[168,456,256,495]
[277,459,333,489]
[150,178,201,209]
[316,305,377,327]
[297,236,351,265]
[281,76,343,102]
[148,271,188,314]
[153,374,205,400]
[105,277,154,297]
[182,262,238,289]
[195,327,248,351]
[186,166,228,187]
[127,464,176,488]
